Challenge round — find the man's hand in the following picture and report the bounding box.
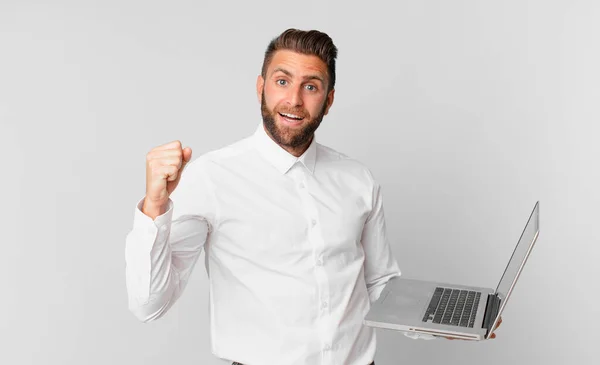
[444,316,502,340]
[143,140,193,220]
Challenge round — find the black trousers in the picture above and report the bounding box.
[231,361,375,365]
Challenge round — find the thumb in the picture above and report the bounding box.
[181,147,192,167]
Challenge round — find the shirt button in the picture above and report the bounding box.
[321,301,328,309]
[311,219,317,226]
[299,182,305,189]
[324,344,331,351]
[316,258,323,266]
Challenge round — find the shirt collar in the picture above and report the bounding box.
[252,122,317,175]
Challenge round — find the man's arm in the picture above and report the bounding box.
[361,175,401,303]
[361,173,436,340]
[125,160,214,322]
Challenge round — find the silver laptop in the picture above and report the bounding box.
[364,202,540,340]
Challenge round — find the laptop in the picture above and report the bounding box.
[364,202,540,340]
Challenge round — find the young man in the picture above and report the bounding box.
[125,28,498,365]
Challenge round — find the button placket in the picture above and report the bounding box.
[294,166,331,352]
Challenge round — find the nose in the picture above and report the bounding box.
[287,84,303,107]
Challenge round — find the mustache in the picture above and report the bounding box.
[275,107,308,118]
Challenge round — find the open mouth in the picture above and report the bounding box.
[278,112,305,124]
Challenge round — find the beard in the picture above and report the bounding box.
[261,90,327,149]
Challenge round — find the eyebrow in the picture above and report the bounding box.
[271,67,325,84]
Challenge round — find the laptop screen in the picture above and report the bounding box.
[495,202,540,302]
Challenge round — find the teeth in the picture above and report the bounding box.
[281,112,302,120]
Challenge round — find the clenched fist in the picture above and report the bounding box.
[142,140,192,219]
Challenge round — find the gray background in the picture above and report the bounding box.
[1,0,598,364]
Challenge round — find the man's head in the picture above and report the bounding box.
[257,29,338,156]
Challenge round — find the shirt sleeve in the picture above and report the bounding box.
[361,174,402,304]
[124,159,215,322]
[361,176,437,341]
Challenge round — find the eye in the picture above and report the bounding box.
[305,84,317,91]
[277,79,287,86]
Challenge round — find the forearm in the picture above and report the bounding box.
[125,197,207,322]
[125,226,178,322]
[366,272,401,303]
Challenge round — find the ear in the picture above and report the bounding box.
[256,75,265,104]
[323,88,335,115]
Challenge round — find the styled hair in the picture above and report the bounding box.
[261,28,338,91]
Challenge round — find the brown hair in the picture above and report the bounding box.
[261,28,338,92]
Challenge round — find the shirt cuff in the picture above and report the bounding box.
[403,332,437,340]
[134,197,174,225]
[131,197,174,251]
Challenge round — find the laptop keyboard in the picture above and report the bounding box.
[422,287,482,328]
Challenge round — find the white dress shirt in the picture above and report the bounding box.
[125,122,428,365]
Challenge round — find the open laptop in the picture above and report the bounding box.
[364,202,540,340]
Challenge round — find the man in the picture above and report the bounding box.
[125,28,499,365]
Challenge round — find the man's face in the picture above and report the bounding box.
[257,50,335,151]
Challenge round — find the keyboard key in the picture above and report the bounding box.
[425,286,483,327]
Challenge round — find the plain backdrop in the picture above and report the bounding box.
[1,0,598,364]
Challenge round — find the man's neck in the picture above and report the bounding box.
[280,138,312,157]
[263,126,313,158]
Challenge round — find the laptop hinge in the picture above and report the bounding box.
[482,293,501,336]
